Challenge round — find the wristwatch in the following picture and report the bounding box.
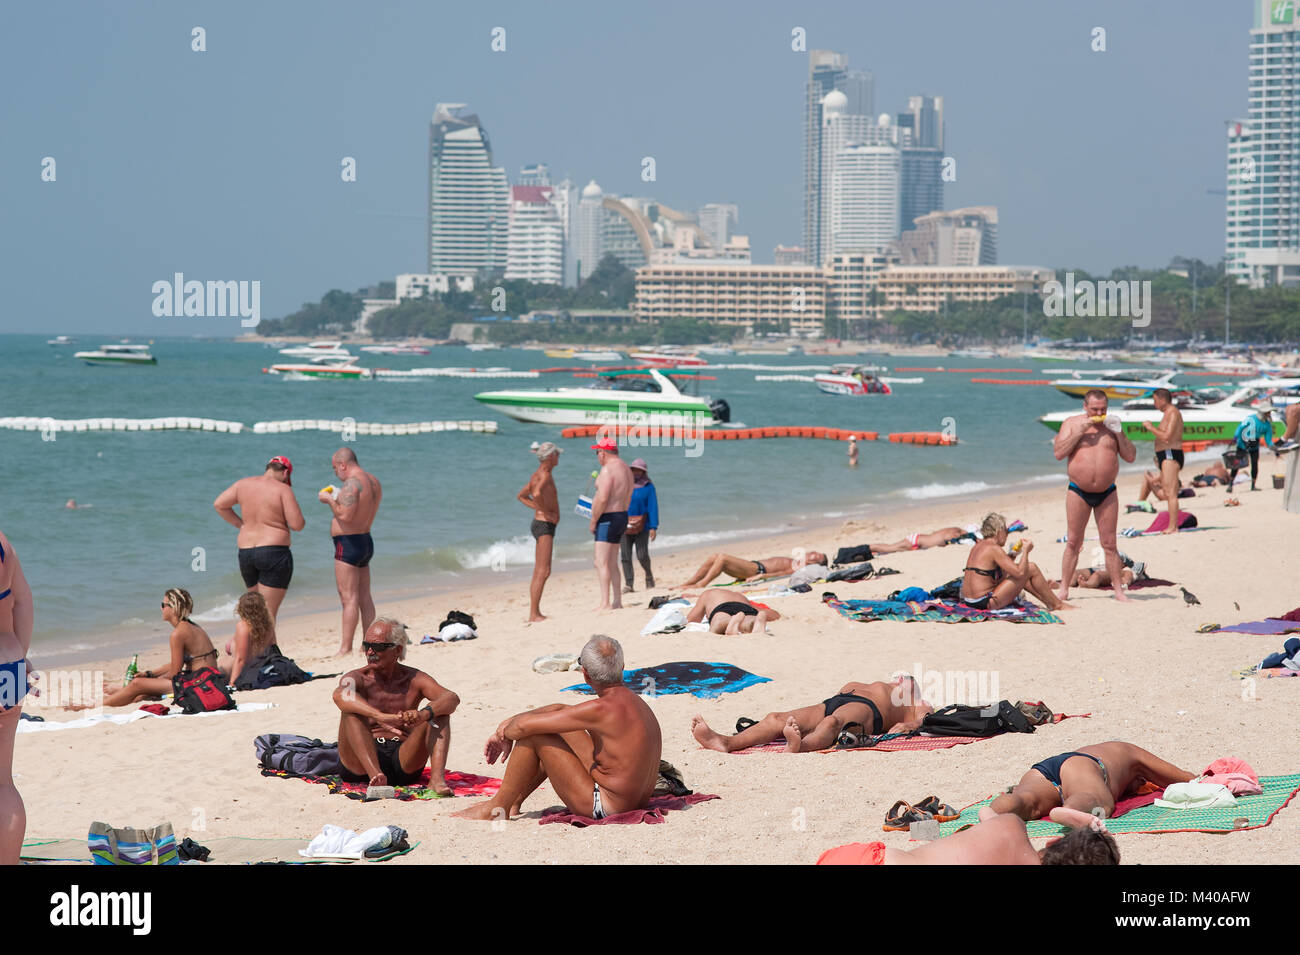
[422,704,438,728]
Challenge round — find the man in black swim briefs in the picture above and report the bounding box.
[989,740,1195,827]
[684,590,782,635]
[1053,390,1136,604]
[214,456,305,621]
[690,676,932,753]
[1142,388,1186,534]
[518,442,562,622]
[321,448,383,655]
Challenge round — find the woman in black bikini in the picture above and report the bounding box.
[960,514,1069,612]
[685,590,781,635]
[83,588,222,709]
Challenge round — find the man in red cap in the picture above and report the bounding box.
[590,439,633,610]
[214,456,305,620]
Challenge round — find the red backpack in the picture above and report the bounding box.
[172,667,236,714]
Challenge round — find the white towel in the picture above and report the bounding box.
[300,825,395,859]
[16,701,276,733]
[1154,782,1237,810]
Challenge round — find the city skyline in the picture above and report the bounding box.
[0,0,1252,332]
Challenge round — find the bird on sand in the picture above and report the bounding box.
[1181,587,1201,607]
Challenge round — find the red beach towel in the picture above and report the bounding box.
[538,793,719,826]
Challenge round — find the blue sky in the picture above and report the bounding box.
[0,0,1251,333]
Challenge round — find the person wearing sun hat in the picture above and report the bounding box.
[518,442,562,621]
[590,438,633,609]
[213,455,305,621]
[620,458,659,593]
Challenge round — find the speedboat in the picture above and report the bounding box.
[75,344,157,366]
[474,367,729,426]
[1040,388,1281,442]
[266,355,372,380]
[1051,369,1177,400]
[278,340,352,359]
[814,364,892,396]
[465,343,500,352]
[628,348,708,367]
[47,335,77,346]
[572,350,623,362]
[949,348,997,359]
[359,343,430,355]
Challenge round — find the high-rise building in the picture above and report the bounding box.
[898,206,998,266]
[897,96,945,236]
[819,91,876,260]
[804,51,874,267]
[1225,1,1300,287]
[518,163,551,186]
[427,103,509,276]
[575,180,606,285]
[551,177,579,286]
[830,134,901,254]
[697,203,739,249]
[505,185,564,285]
[904,95,944,150]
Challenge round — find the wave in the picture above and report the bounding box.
[899,481,993,500]
[191,597,239,623]
[447,536,538,571]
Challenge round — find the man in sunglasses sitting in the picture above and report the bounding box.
[332,617,460,796]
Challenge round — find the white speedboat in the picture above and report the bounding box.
[475,367,729,426]
[949,348,997,359]
[47,335,77,346]
[278,340,353,359]
[75,344,157,366]
[572,350,623,362]
[360,343,431,355]
[628,348,708,367]
[266,355,372,380]
[1051,369,1177,400]
[1040,388,1280,442]
[814,364,892,396]
[465,343,500,352]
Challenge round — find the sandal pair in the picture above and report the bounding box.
[883,796,960,831]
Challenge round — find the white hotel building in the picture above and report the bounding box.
[504,185,565,285]
[427,103,509,276]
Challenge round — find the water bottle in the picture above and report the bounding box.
[123,653,139,686]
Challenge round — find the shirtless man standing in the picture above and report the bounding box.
[691,675,933,753]
[320,448,382,655]
[333,618,459,796]
[1054,390,1136,603]
[1141,388,1185,534]
[452,636,661,821]
[0,530,35,865]
[518,443,561,622]
[589,441,633,610]
[213,456,305,620]
[989,740,1195,828]
[679,549,828,589]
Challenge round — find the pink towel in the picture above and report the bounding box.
[539,793,719,827]
[1201,757,1263,796]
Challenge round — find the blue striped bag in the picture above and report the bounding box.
[88,821,180,865]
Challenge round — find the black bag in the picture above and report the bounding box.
[234,643,309,691]
[917,701,1035,738]
[833,544,874,567]
[826,562,873,582]
[172,667,236,715]
[927,576,964,601]
[254,733,342,775]
[439,610,477,632]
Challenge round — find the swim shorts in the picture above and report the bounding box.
[593,511,628,544]
[333,533,374,567]
[238,545,294,589]
[816,841,887,865]
[0,659,30,712]
[530,518,557,540]
[339,737,424,786]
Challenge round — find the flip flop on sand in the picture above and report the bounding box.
[883,799,934,832]
[914,795,961,822]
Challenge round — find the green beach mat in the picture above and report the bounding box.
[22,836,418,864]
[937,773,1300,837]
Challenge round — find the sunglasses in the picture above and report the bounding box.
[362,642,399,653]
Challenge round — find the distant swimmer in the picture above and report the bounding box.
[64,499,80,510]
[691,675,931,754]
[1140,388,1185,534]
[214,456,305,621]
[333,618,459,796]
[0,529,34,865]
[847,436,859,468]
[685,590,781,635]
[321,448,382,655]
[1054,390,1136,603]
[518,442,561,622]
[589,441,633,611]
[678,549,827,589]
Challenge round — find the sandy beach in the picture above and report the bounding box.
[15,467,1299,866]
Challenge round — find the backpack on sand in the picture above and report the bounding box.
[234,644,309,691]
[254,733,342,776]
[917,701,1035,738]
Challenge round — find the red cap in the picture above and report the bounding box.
[591,440,618,452]
[267,456,293,485]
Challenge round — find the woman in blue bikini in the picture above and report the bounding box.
[0,530,35,865]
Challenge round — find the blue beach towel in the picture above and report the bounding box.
[562,662,771,699]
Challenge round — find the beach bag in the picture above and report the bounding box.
[918,701,1035,738]
[833,544,874,567]
[927,577,964,601]
[172,666,236,714]
[626,513,646,535]
[88,821,179,865]
[1222,448,1249,469]
[234,644,309,691]
[826,561,873,582]
[254,733,342,775]
[439,610,477,632]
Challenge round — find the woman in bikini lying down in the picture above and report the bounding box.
[960,513,1071,612]
[685,590,781,635]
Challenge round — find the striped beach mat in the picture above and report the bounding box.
[937,773,1300,837]
[825,595,1063,625]
[88,822,179,865]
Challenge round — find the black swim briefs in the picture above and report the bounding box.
[238,545,294,589]
[822,693,884,734]
[333,533,374,567]
[1154,448,1185,469]
[339,737,424,786]
[530,518,557,539]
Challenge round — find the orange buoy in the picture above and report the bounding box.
[812,427,828,439]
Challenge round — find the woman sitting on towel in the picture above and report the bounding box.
[75,588,222,709]
[685,590,781,635]
[960,514,1069,612]
[222,591,276,687]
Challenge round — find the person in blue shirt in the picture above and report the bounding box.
[621,459,659,592]
[1228,407,1276,491]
